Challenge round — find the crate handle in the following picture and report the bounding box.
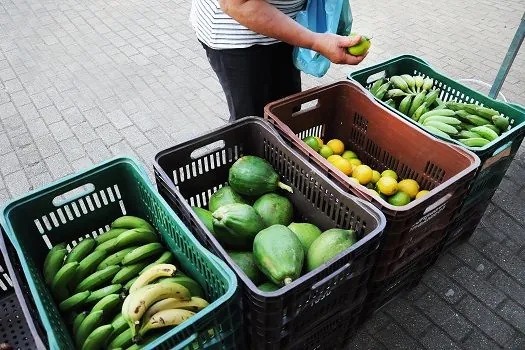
[190,140,226,160]
[310,262,351,291]
[52,183,95,207]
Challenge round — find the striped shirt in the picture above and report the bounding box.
[190,0,306,49]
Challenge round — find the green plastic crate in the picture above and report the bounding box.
[349,54,525,162]
[0,157,242,350]
[349,54,525,247]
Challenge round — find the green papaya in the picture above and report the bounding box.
[208,186,247,212]
[307,229,356,272]
[288,223,322,254]
[253,193,293,227]
[258,282,280,292]
[253,225,304,286]
[212,204,265,249]
[228,251,264,284]
[191,207,215,234]
[228,156,293,196]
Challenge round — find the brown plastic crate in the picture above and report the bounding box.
[264,80,480,281]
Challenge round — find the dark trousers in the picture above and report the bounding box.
[202,42,302,121]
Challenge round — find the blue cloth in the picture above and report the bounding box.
[293,0,352,77]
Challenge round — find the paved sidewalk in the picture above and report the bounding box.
[1,0,525,348]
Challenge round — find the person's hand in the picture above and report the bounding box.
[312,33,367,65]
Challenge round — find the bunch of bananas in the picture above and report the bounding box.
[42,215,209,350]
[369,75,510,147]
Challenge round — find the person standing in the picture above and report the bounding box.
[191,0,366,121]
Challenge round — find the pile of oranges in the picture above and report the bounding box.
[302,136,429,206]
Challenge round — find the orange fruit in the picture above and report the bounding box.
[327,155,342,164]
[416,190,430,199]
[333,157,353,176]
[315,137,324,146]
[371,170,381,184]
[398,179,420,199]
[352,165,373,185]
[377,176,398,196]
[381,169,398,180]
[319,145,334,158]
[326,139,345,155]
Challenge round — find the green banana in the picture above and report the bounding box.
[459,138,490,147]
[75,265,121,293]
[97,247,138,271]
[384,99,396,109]
[95,228,128,245]
[59,291,91,313]
[43,243,67,286]
[73,311,88,335]
[51,262,79,301]
[96,229,158,254]
[158,276,205,298]
[483,124,501,135]
[464,114,490,127]
[74,249,109,286]
[369,79,384,96]
[464,104,499,119]
[130,264,177,294]
[116,228,159,249]
[123,282,191,337]
[419,109,456,124]
[385,88,410,99]
[423,126,451,139]
[390,76,409,92]
[112,262,149,285]
[455,110,470,118]
[81,324,113,350]
[414,76,424,92]
[423,116,462,125]
[123,277,138,294]
[412,102,427,122]
[445,102,464,111]
[107,328,133,349]
[111,216,155,232]
[492,115,509,131]
[408,92,427,117]
[423,121,458,135]
[374,82,390,100]
[456,130,481,139]
[65,238,96,264]
[398,95,413,115]
[424,89,440,107]
[422,77,433,91]
[140,251,174,274]
[85,284,123,304]
[400,74,416,92]
[459,123,476,131]
[75,310,104,348]
[91,294,122,315]
[108,314,128,343]
[122,243,164,265]
[470,126,498,141]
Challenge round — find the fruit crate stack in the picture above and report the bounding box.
[154,117,386,349]
[0,229,45,349]
[0,157,242,350]
[264,80,480,313]
[349,54,525,249]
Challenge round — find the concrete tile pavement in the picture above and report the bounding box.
[0,0,524,348]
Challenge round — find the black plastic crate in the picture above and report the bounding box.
[0,228,46,350]
[154,117,386,349]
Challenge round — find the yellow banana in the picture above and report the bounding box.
[130,264,177,294]
[138,309,195,339]
[143,297,209,321]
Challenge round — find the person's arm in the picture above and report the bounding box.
[219,0,366,65]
